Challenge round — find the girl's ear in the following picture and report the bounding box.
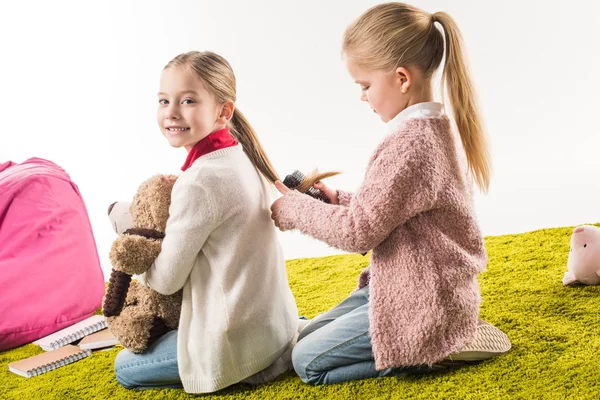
[395,67,411,94]
[218,100,235,124]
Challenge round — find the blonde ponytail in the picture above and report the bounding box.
[229,108,280,184]
[433,12,491,192]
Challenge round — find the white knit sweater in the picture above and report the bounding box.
[145,144,298,393]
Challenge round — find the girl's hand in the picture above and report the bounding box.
[313,181,339,205]
[270,181,291,231]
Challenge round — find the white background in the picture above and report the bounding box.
[2,0,599,280]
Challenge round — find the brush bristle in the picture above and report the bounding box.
[283,170,305,189]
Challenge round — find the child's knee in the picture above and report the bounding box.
[292,339,309,382]
[114,350,142,389]
[115,373,136,389]
[292,338,322,385]
[114,365,137,389]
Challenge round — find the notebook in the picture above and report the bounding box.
[78,328,119,350]
[33,315,107,351]
[8,345,92,378]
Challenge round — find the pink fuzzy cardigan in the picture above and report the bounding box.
[275,116,487,369]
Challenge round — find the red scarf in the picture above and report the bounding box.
[181,127,238,171]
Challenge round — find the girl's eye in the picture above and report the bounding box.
[182,99,195,105]
[361,86,370,91]
[158,99,168,105]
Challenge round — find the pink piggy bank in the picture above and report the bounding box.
[563,225,600,286]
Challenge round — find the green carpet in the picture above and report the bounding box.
[2,224,599,399]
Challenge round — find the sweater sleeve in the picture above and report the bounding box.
[275,130,443,254]
[145,178,218,295]
[337,190,354,206]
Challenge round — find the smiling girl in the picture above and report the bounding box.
[113,51,298,394]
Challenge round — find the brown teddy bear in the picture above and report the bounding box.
[102,174,182,354]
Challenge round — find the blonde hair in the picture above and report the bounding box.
[343,3,491,192]
[164,51,337,187]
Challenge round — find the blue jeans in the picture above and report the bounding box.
[292,285,417,385]
[114,327,294,390]
[114,330,182,390]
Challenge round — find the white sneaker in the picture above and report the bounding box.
[443,319,511,362]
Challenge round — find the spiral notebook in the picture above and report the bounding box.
[33,315,107,351]
[8,345,92,378]
[78,328,119,350]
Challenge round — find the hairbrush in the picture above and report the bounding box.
[283,170,332,203]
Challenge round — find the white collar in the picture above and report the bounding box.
[387,102,444,134]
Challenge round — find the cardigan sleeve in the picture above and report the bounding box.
[145,178,218,295]
[275,129,443,254]
[337,190,354,206]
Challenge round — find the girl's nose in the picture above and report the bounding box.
[360,92,368,102]
[166,107,179,120]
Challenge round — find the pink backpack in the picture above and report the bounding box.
[0,158,104,351]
